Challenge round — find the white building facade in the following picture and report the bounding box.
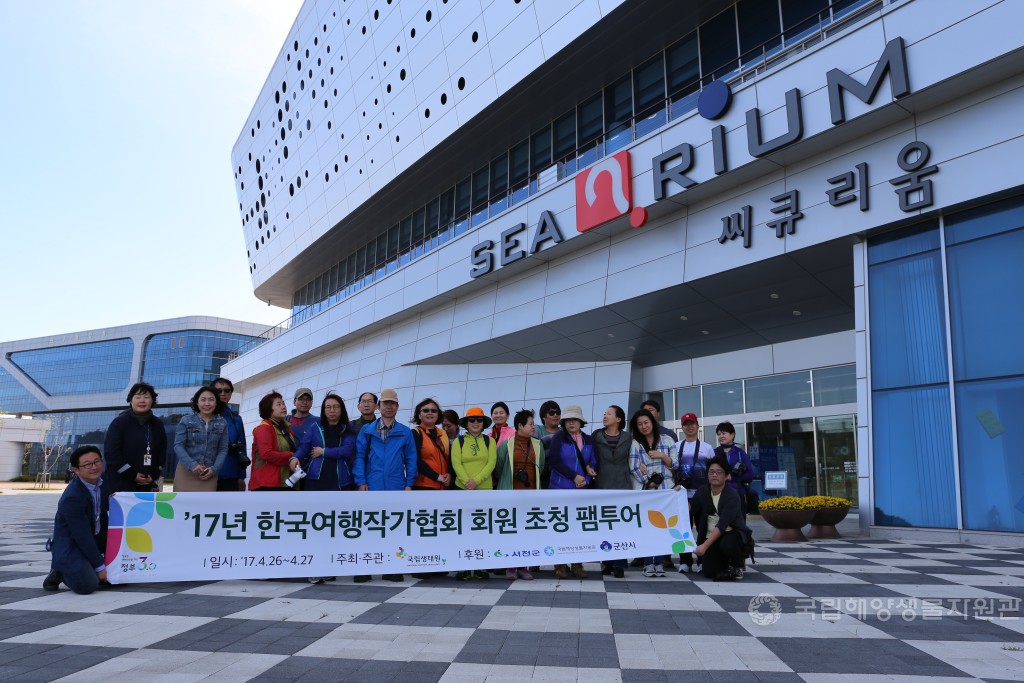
[226,0,1024,542]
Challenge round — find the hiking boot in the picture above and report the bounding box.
[473,570,490,580]
[554,564,571,579]
[353,575,371,583]
[612,567,625,579]
[455,571,472,581]
[571,564,587,579]
[43,571,61,591]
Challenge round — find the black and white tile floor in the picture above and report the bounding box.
[2,491,1022,682]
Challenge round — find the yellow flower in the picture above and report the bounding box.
[759,495,851,510]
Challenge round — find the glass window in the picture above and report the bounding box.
[674,386,701,420]
[745,372,812,412]
[364,239,376,273]
[490,154,508,198]
[471,165,489,210]
[867,221,939,265]
[945,194,1024,246]
[947,226,1024,381]
[577,93,603,147]
[141,330,258,389]
[439,188,454,226]
[553,110,576,161]
[454,177,472,217]
[9,338,134,396]
[873,385,957,528]
[782,0,829,40]
[813,365,857,406]
[738,0,781,59]
[699,7,739,82]
[401,217,414,252]
[424,198,440,237]
[509,141,529,186]
[666,31,699,98]
[955,376,1024,532]
[377,233,389,266]
[634,54,665,114]
[604,74,632,133]
[702,381,743,416]
[530,126,551,174]
[0,365,46,412]
[868,250,948,390]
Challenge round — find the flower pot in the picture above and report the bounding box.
[759,508,815,542]
[807,506,850,539]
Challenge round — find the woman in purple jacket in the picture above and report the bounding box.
[547,404,597,579]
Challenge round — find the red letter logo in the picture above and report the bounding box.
[576,151,643,233]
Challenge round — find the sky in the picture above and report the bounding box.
[0,1,304,342]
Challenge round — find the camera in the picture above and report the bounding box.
[731,461,747,478]
[514,468,531,486]
[644,472,665,490]
[229,442,251,467]
[285,465,307,488]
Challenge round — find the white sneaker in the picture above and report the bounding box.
[654,564,666,577]
[677,563,693,574]
[642,564,658,578]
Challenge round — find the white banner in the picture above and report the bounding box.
[104,489,694,583]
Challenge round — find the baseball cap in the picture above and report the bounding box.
[680,412,699,424]
[380,388,399,404]
[294,387,313,400]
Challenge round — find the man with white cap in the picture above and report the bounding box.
[352,388,418,583]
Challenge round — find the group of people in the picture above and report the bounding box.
[45,381,756,594]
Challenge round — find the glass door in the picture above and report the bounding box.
[747,418,818,498]
[816,415,858,505]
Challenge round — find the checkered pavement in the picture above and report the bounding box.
[1,491,1022,682]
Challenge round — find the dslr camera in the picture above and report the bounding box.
[644,472,665,490]
[731,460,747,478]
[514,467,531,486]
[285,465,307,488]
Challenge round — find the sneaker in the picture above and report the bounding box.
[324,576,337,582]
[353,575,371,583]
[505,569,518,581]
[677,562,693,574]
[612,567,625,579]
[730,567,745,581]
[712,570,735,582]
[473,570,490,580]
[307,576,325,584]
[554,565,571,580]
[654,564,666,577]
[383,574,404,582]
[643,564,658,578]
[455,571,472,581]
[571,564,587,579]
[601,565,614,576]
[629,557,644,568]
[517,569,534,581]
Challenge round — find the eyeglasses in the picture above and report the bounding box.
[467,417,485,423]
[420,408,438,414]
[76,460,103,469]
[359,399,376,405]
[708,469,727,476]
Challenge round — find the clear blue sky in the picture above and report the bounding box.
[0,1,303,342]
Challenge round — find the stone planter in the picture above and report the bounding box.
[760,508,815,542]
[807,506,850,539]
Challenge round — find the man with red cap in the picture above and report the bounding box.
[675,412,715,574]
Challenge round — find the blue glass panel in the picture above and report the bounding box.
[868,251,947,389]
[947,227,1024,381]
[0,365,45,412]
[141,330,259,389]
[945,194,1024,246]
[867,221,939,265]
[872,386,957,528]
[955,376,1024,532]
[9,338,134,396]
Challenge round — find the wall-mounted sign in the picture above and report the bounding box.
[764,471,788,491]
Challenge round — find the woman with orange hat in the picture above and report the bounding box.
[451,406,497,580]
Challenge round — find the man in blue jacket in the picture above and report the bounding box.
[44,446,110,594]
[353,388,417,583]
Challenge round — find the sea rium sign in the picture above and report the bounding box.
[470,37,912,278]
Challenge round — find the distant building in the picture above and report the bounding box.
[225,0,1024,540]
[0,317,265,478]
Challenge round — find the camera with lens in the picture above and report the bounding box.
[644,472,665,490]
[285,465,307,488]
[514,468,531,486]
[731,461,747,478]
[229,442,251,467]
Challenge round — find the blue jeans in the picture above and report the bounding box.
[643,555,664,566]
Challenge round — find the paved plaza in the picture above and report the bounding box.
[1,489,1022,682]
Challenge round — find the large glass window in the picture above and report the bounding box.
[9,338,134,396]
[674,386,701,419]
[813,365,856,406]
[666,31,699,99]
[745,371,812,412]
[699,7,739,83]
[577,94,603,148]
[141,330,258,389]
[738,0,781,60]
[702,381,743,416]
[0,365,46,412]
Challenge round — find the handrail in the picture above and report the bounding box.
[235,0,885,358]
